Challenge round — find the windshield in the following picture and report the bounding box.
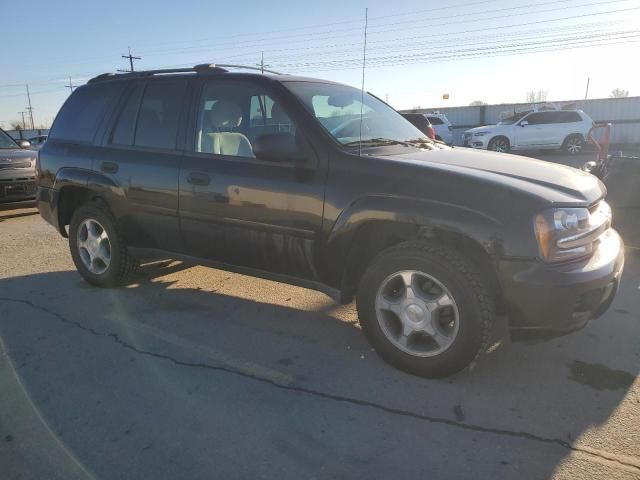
[285,81,433,148]
[0,129,18,149]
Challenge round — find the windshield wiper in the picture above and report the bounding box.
[344,137,414,148]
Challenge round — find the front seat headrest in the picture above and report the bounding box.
[209,100,242,129]
[271,103,290,124]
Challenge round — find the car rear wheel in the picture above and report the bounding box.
[487,136,510,153]
[563,134,584,155]
[356,241,494,378]
[69,204,139,287]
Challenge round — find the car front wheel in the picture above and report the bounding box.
[356,242,494,378]
[487,136,510,153]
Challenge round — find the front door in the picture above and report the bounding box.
[178,79,326,280]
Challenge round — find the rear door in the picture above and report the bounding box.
[96,78,188,252]
[178,78,326,279]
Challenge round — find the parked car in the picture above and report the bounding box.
[37,65,623,378]
[424,112,454,144]
[464,110,593,154]
[0,128,37,202]
[27,134,48,149]
[401,113,436,140]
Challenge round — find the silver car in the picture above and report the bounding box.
[0,129,38,202]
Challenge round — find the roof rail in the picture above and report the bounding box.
[88,63,283,84]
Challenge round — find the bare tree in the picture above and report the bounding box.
[526,89,548,103]
[469,100,487,106]
[10,121,23,131]
[610,88,629,98]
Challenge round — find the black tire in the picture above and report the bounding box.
[487,136,510,153]
[562,134,584,155]
[68,203,139,287]
[356,241,494,378]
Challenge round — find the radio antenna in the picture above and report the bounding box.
[358,8,368,157]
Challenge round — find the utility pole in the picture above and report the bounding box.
[25,84,35,130]
[584,77,590,100]
[256,51,271,74]
[65,76,76,93]
[18,111,26,130]
[120,46,141,72]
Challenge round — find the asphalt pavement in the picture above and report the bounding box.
[1,151,638,479]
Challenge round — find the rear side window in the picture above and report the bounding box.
[134,81,187,150]
[427,116,444,125]
[50,83,124,143]
[110,83,145,146]
[559,111,582,123]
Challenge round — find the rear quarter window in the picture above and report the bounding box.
[49,83,125,143]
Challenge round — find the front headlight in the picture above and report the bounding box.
[473,131,488,136]
[534,202,611,262]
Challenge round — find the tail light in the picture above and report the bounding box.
[427,125,436,140]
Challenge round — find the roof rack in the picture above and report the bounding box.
[88,63,283,84]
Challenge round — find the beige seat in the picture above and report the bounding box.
[200,100,254,157]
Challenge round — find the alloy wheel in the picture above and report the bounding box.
[77,218,111,275]
[375,270,460,357]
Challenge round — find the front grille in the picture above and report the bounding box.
[0,161,31,169]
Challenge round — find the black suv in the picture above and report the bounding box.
[37,64,624,378]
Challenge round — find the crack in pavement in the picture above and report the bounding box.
[2,295,639,473]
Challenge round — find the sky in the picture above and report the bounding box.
[1,0,639,129]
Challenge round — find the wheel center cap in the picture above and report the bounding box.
[405,303,425,322]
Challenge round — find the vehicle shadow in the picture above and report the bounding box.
[0,259,637,479]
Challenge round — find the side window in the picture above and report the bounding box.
[427,116,444,125]
[110,83,144,146]
[523,113,545,125]
[560,111,582,123]
[195,82,297,159]
[50,83,124,143]
[543,112,564,124]
[134,81,187,150]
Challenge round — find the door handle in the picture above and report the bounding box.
[187,172,211,186]
[101,162,118,174]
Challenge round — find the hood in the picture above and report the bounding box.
[387,147,604,205]
[465,125,498,134]
[0,148,36,170]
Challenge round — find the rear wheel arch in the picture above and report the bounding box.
[57,186,112,237]
[562,133,585,154]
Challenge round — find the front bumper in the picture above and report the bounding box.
[462,133,488,149]
[0,174,37,202]
[499,228,624,335]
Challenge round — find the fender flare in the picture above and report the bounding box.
[52,168,125,236]
[324,195,503,288]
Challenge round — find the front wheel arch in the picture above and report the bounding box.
[487,136,510,152]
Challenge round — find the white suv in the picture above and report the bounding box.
[424,113,454,144]
[464,110,593,154]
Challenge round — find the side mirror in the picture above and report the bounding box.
[18,139,31,149]
[253,133,304,163]
[519,121,529,127]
